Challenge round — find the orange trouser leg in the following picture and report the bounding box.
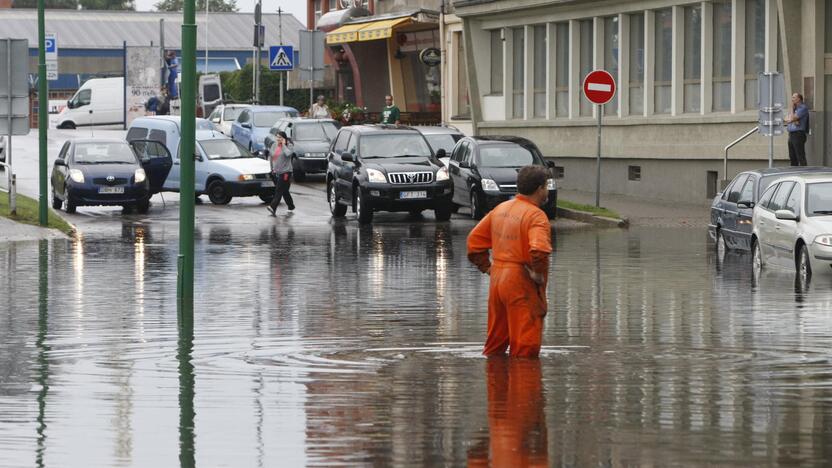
[498,267,544,358]
[483,268,510,356]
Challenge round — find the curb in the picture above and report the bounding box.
[557,207,629,228]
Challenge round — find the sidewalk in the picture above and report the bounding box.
[558,189,709,227]
[0,216,68,242]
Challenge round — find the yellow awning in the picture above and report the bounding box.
[326,17,413,44]
[357,17,411,42]
[326,23,366,45]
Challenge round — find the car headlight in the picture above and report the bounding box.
[481,178,499,191]
[547,178,556,190]
[304,152,326,158]
[814,234,832,247]
[238,174,255,181]
[366,168,387,183]
[436,166,449,181]
[69,169,85,184]
[134,168,146,184]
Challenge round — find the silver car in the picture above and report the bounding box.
[207,104,250,137]
[414,126,464,167]
[751,173,832,282]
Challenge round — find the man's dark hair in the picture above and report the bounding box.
[517,165,549,195]
[796,93,804,101]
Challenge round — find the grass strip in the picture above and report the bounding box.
[0,191,74,236]
[557,199,621,220]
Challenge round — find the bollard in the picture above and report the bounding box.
[10,172,16,215]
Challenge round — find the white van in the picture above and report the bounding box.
[56,77,124,129]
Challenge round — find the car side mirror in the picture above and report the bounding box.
[66,100,74,109]
[54,159,66,166]
[459,160,470,169]
[775,209,798,221]
[242,122,251,129]
[341,152,354,162]
[737,200,755,209]
[194,152,203,162]
[436,148,447,158]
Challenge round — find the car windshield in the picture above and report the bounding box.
[424,134,461,153]
[478,144,536,168]
[806,182,832,216]
[294,122,339,141]
[199,139,252,160]
[254,111,296,127]
[360,134,433,159]
[223,107,246,121]
[73,142,137,164]
[196,120,216,130]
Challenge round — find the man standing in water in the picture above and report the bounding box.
[467,166,552,358]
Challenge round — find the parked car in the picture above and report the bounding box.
[127,116,273,205]
[751,174,832,283]
[231,106,299,156]
[326,125,453,224]
[206,104,250,136]
[709,167,832,254]
[56,77,124,129]
[447,136,557,219]
[265,118,340,181]
[50,138,170,214]
[414,126,464,167]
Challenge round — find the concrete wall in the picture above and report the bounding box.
[376,0,442,15]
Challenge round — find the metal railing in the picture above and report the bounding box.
[723,126,759,187]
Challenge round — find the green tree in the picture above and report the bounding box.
[13,0,78,8]
[154,0,238,12]
[79,0,135,10]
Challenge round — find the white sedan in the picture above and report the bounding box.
[751,173,832,282]
[206,104,250,136]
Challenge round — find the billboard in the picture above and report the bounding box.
[126,46,162,126]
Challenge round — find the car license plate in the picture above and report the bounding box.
[99,186,124,194]
[261,181,275,187]
[400,191,427,199]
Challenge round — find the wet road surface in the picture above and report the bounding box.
[3,208,832,466]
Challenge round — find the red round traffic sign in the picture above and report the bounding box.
[583,70,616,105]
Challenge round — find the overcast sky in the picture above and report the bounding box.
[134,0,307,27]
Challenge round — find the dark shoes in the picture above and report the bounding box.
[266,206,276,216]
[288,204,295,211]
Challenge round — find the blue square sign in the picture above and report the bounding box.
[45,35,57,54]
[269,45,294,71]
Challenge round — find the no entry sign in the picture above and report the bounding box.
[583,70,616,105]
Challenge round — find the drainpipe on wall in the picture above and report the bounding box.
[439,0,446,126]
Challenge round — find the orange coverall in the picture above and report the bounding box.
[467,195,552,357]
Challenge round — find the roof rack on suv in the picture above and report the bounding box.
[370,123,417,131]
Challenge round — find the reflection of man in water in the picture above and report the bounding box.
[467,358,548,467]
[467,165,552,357]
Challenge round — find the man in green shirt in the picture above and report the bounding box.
[380,95,401,125]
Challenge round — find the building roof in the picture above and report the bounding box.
[1,9,303,51]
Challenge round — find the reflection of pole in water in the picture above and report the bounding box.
[177,303,195,468]
[35,240,49,468]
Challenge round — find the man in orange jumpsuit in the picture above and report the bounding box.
[467,165,552,358]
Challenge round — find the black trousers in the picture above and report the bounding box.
[269,172,295,210]
[788,131,807,166]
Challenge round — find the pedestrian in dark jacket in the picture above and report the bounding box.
[267,131,295,215]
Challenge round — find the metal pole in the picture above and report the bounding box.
[279,7,284,106]
[204,0,209,74]
[178,0,197,309]
[768,71,774,168]
[37,2,48,225]
[160,19,166,87]
[255,0,262,104]
[123,41,127,130]
[7,39,15,215]
[595,104,602,208]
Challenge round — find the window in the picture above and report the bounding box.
[785,183,801,214]
[454,31,470,119]
[333,131,350,153]
[314,0,322,28]
[768,182,794,211]
[807,182,832,216]
[478,144,535,167]
[629,13,645,115]
[654,9,672,114]
[237,110,250,123]
[603,16,619,116]
[148,129,167,146]
[555,23,569,117]
[684,5,702,113]
[58,141,70,159]
[70,89,91,108]
[827,0,832,53]
[727,174,748,202]
[738,175,756,203]
[713,0,732,111]
[533,25,547,118]
[745,0,765,109]
[490,29,504,95]
[628,165,642,181]
[554,166,565,179]
[126,127,148,142]
[759,183,777,208]
[346,133,358,156]
[579,19,594,116]
[512,27,525,118]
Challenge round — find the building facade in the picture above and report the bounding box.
[452,0,832,202]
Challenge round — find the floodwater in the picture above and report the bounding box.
[2,221,832,467]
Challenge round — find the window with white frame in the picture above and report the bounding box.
[512,27,525,118]
[315,0,322,27]
[684,5,702,113]
[490,29,503,95]
[454,31,470,119]
[533,25,547,118]
[555,22,569,117]
[745,0,765,109]
[629,12,645,115]
[654,8,672,114]
[713,0,732,111]
[579,19,594,116]
[603,16,619,116]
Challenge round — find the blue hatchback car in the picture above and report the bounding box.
[231,106,298,156]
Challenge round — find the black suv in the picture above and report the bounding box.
[326,125,454,224]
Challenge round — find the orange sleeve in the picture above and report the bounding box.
[527,210,552,255]
[467,211,494,273]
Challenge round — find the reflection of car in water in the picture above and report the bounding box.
[751,174,832,284]
[265,118,340,181]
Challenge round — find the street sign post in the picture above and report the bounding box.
[758,71,784,167]
[269,45,294,71]
[0,38,31,215]
[45,33,58,81]
[299,30,325,110]
[583,70,616,208]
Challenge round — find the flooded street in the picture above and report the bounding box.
[2,220,832,467]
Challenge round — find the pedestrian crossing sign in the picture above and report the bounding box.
[269,45,294,71]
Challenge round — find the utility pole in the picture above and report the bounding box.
[178,0,197,310]
[278,7,284,106]
[37,0,47,226]
[254,0,262,104]
[204,0,209,74]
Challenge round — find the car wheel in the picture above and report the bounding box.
[329,180,347,217]
[797,243,812,285]
[207,179,232,205]
[355,188,373,224]
[259,194,274,204]
[122,204,134,214]
[716,229,727,260]
[51,190,62,210]
[434,205,452,222]
[60,121,76,130]
[752,238,764,271]
[470,191,484,220]
[409,209,423,216]
[136,199,150,214]
[450,203,460,214]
